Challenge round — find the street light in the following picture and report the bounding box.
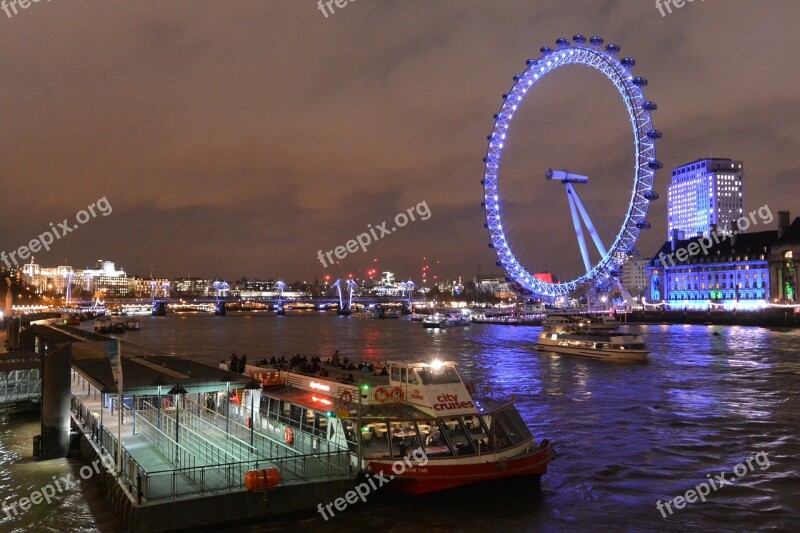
[168,383,188,464]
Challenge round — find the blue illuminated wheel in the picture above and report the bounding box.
[483,35,661,299]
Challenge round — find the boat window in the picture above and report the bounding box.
[464,415,491,454]
[418,366,461,385]
[288,404,303,429]
[389,421,422,458]
[486,409,528,449]
[391,366,400,382]
[441,417,476,456]
[361,419,391,459]
[408,369,420,385]
[419,420,453,457]
[401,367,407,383]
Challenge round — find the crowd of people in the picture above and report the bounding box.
[224,348,389,381]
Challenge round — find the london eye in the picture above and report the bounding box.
[482,35,661,299]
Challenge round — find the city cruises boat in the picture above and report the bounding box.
[536,329,649,363]
[571,315,619,331]
[542,314,619,332]
[422,313,469,328]
[232,359,555,495]
[94,316,112,333]
[124,318,141,331]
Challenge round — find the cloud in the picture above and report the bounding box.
[1,0,799,284]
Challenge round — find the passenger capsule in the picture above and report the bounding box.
[644,190,660,200]
[589,35,604,46]
[572,34,586,44]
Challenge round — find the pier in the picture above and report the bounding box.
[15,325,358,532]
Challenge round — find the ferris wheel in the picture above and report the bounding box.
[482,34,661,299]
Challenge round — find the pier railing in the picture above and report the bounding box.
[71,393,149,502]
[135,410,197,474]
[141,448,353,501]
[138,401,252,466]
[71,393,354,503]
[147,397,260,462]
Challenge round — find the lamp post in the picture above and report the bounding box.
[168,383,188,464]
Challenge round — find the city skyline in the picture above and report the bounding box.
[2,2,799,283]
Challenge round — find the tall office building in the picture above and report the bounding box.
[667,158,744,241]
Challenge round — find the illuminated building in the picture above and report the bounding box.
[646,212,800,309]
[668,158,744,241]
[621,259,649,297]
[174,278,214,296]
[77,260,132,297]
[21,263,73,295]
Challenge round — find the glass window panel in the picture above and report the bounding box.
[441,417,475,456]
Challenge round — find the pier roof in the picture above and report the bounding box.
[71,342,249,395]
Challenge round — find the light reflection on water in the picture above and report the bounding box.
[3,315,798,531]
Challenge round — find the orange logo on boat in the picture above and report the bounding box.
[374,387,390,403]
[284,427,294,445]
[390,386,404,402]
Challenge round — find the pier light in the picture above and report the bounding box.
[167,383,188,463]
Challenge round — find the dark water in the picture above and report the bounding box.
[3,313,800,532]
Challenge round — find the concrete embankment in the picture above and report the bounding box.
[622,309,800,328]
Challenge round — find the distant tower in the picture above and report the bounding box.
[667,158,744,241]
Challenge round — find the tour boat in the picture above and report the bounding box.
[536,329,649,363]
[124,318,141,331]
[422,313,469,329]
[232,359,555,495]
[94,316,112,333]
[542,314,619,332]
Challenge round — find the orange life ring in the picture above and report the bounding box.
[465,382,476,395]
[374,387,390,403]
[340,390,353,404]
[284,427,294,446]
[390,386,404,402]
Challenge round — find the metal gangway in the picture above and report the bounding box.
[0,354,41,407]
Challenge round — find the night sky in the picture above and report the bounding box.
[2,1,799,285]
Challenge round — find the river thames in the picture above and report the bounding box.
[2,313,799,532]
